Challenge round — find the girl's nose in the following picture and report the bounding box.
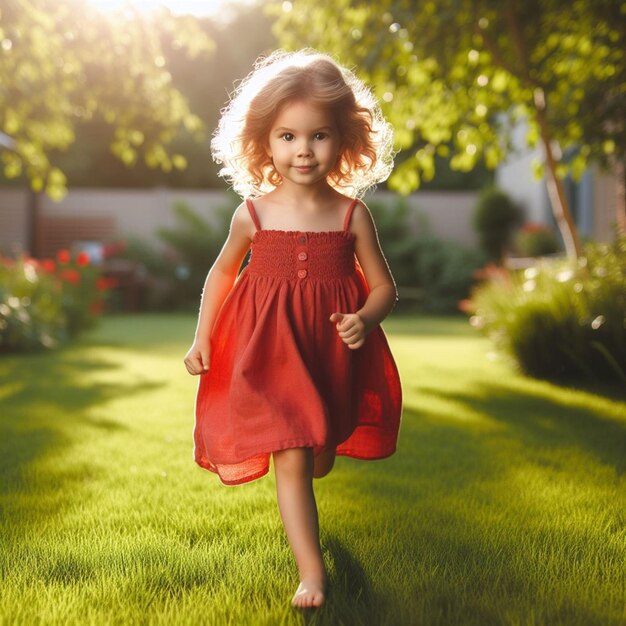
[296,140,313,157]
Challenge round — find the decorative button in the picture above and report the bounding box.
[297,252,308,261]
[297,269,307,279]
[298,236,306,244]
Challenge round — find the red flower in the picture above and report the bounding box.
[472,262,511,283]
[96,277,119,291]
[57,249,71,264]
[520,222,548,234]
[76,251,90,266]
[457,299,474,313]
[42,259,56,273]
[60,269,81,284]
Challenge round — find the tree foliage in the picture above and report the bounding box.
[0,0,214,199]
[272,0,625,255]
[273,0,623,189]
[48,5,276,189]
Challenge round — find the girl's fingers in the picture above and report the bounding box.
[184,353,207,375]
[184,362,197,375]
[339,326,360,339]
[200,351,211,370]
[345,334,363,345]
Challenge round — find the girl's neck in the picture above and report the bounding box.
[267,181,341,209]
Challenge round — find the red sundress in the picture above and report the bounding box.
[193,197,402,485]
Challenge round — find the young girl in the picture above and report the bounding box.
[184,49,402,609]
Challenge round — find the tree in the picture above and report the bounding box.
[26,4,278,190]
[272,0,625,259]
[0,0,214,200]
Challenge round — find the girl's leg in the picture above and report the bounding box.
[273,447,327,608]
[313,446,336,478]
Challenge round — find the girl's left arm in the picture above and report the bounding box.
[351,200,398,334]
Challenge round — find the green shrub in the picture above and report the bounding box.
[156,200,236,308]
[472,186,524,262]
[464,235,626,383]
[367,198,422,291]
[0,251,108,353]
[368,198,487,313]
[107,198,237,311]
[413,234,488,313]
[513,222,561,256]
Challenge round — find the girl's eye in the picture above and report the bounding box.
[281,133,295,142]
[314,132,327,140]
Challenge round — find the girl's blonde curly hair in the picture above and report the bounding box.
[211,49,395,199]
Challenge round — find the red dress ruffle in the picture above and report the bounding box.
[193,198,402,485]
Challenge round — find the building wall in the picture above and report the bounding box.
[591,163,619,241]
[0,187,481,256]
[495,117,549,223]
[494,115,620,244]
[0,188,29,257]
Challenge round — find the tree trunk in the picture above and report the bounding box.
[613,158,626,237]
[533,90,584,259]
[502,2,583,259]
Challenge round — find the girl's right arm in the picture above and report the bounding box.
[183,203,253,375]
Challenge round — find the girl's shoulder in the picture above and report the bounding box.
[231,200,258,242]
[346,196,372,222]
[345,198,380,241]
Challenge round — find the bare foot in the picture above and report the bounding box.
[291,577,326,608]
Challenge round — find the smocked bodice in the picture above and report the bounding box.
[246,230,357,280]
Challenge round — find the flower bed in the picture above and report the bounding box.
[0,250,115,352]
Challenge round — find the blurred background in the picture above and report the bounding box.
[0,0,624,378]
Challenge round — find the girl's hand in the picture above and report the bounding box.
[329,312,366,350]
[183,341,211,375]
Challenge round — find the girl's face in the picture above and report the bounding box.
[267,100,341,190]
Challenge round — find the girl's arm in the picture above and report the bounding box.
[330,201,398,349]
[184,203,253,374]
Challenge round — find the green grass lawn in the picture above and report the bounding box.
[1,313,624,626]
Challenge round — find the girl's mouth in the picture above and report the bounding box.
[294,165,315,173]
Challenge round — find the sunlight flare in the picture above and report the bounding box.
[84,0,250,17]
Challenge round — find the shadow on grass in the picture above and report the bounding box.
[296,534,386,626]
[418,379,626,474]
[0,346,162,524]
[338,405,499,500]
[324,401,625,625]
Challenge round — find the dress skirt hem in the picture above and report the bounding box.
[193,433,398,486]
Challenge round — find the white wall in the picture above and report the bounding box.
[591,163,619,241]
[0,187,481,256]
[0,188,29,257]
[367,190,479,245]
[494,117,548,223]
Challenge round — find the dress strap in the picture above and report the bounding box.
[342,198,360,232]
[245,198,262,232]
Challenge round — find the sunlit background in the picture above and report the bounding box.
[85,0,260,17]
